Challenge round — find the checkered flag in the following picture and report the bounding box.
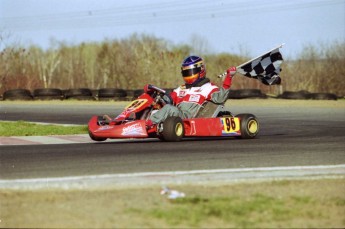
[219,44,284,85]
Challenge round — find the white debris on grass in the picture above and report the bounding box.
[160,186,185,199]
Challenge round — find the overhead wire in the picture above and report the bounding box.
[0,0,343,31]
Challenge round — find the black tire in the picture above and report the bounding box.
[3,89,32,97]
[133,89,144,98]
[65,88,92,98]
[66,95,96,101]
[3,95,33,101]
[236,113,259,139]
[310,93,337,100]
[33,88,63,96]
[228,90,240,99]
[33,88,63,100]
[125,90,136,100]
[3,89,33,100]
[88,130,107,142]
[279,91,310,100]
[159,116,184,142]
[126,90,135,97]
[65,88,95,100]
[98,88,127,98]
[238,89,266,99]
[229,89,266,99]
[34,95,64,100]
[91,89,98,97]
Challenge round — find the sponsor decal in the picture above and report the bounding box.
[97,125,114,131]
[179,90,186,97]
[189,120,197,135]
[115,110,132,120]
[189,94,200,102]
[115,113,127,120]
[121,123,146,136]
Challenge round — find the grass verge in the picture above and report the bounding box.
[1,178,344,228]
[0,121,88,136]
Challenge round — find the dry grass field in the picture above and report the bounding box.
[1,178,344,228]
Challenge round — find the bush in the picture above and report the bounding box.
[0,34,343,97]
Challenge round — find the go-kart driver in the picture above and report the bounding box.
[145,55,236,127]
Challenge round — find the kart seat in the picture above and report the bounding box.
[195,101,225,118]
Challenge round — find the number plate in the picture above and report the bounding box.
[125,99,148,110]
[221,117,240,135]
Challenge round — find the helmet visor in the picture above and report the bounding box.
[181,67,201,77]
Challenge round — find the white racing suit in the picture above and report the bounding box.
[150,77,231,124]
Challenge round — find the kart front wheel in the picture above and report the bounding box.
[236,114,259,139]
[159,116,184,142]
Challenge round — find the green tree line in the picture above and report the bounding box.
[0,33,344,96]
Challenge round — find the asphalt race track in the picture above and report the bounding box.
[0,100,345,181]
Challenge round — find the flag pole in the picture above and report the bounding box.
[237,43,285,68]
[217,43,285,78]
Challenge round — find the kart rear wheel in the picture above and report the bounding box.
[236,114,259,139]
[88,130,107,142]
[159,116,184,142]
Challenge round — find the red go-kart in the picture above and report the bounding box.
[88,85,259,142]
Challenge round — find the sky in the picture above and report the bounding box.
[0,0,344,59]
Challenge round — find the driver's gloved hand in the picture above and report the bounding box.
[162,94,173,105]
[223,66,236,89]
[227,66,237,77]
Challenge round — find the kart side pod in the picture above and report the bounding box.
[158,113,259,142]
